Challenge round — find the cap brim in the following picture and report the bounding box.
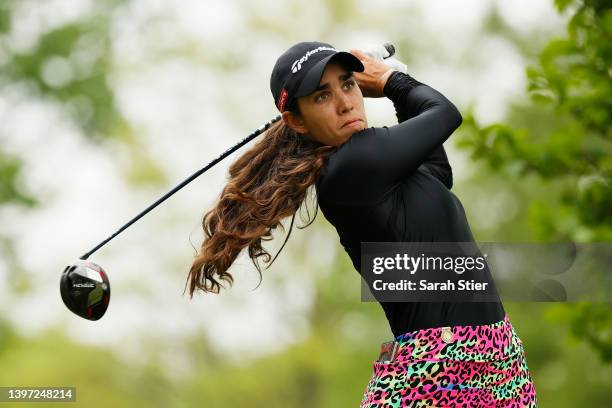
[293,52,365,98]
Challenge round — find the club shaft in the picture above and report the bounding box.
[80,114,282,260]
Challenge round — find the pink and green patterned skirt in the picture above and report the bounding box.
[360,314,538,407]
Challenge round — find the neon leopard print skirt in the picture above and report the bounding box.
[360,314,537,407]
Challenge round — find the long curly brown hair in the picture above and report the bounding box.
[185,109,338,298]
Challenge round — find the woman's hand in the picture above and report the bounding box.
[348,49,395,98]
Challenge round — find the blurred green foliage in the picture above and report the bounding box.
[456,0,612,363]
[0,149,37,207]
[0,0,166,189]
[0,2,127,141]
[0,1,11,35]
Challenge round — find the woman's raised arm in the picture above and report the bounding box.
[317,72,461,205]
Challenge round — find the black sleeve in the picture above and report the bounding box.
[386,71,453,190]
[317,71,462,205]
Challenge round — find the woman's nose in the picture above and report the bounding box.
[337,92,353,112]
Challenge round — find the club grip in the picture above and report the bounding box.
[359,42,408,74]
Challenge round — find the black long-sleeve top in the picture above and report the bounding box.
[314,71,505,337]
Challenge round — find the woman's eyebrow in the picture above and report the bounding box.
[314,71,354,92]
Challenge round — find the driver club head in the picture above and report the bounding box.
[60,259,110,320]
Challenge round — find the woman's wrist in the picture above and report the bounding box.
[377,69,396,96]
[383,71,423,99]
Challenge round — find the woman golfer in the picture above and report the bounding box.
[186,41,538,407]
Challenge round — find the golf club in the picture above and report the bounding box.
[60,42,401,320]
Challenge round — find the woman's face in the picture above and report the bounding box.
[283,61,367,146]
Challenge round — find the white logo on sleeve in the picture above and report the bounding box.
[291,46,337,73]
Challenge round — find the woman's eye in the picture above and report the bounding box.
[315,93,329,102]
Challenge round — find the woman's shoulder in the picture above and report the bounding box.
[317,126,375,183]
[315,126,393,206]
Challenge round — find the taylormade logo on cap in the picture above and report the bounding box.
[291,46,337,73]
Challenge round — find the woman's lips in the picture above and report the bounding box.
[342,119,362,128]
